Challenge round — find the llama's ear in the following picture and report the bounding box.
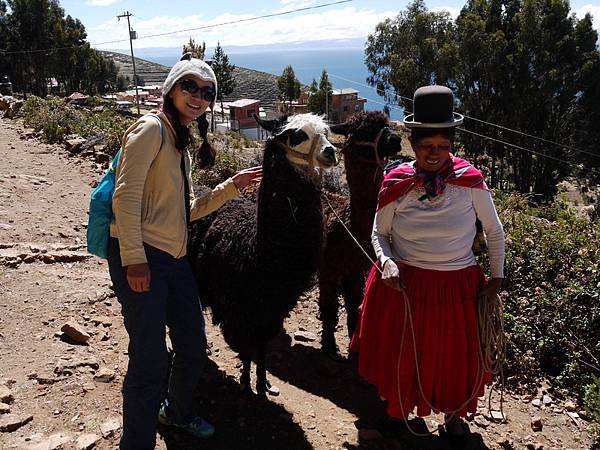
[329,122,351,137]
[254,113,284,133]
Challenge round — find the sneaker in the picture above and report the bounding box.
[158,401,215,439]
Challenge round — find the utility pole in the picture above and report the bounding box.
[117,11,140,115]
[324,66,329,122]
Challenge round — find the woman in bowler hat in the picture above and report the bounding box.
[351,85,505,443]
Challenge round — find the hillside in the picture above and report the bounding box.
[100,51,279,108]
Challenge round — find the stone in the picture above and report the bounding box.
[94,153,110,164]
[542,394,552,406]
[0,385,14,404]
[497,437,515,449]
[55,357,99,376]
[99,417,121,438]
[0,413,33,432]
[0,402,10,414]
[474,415,490,428]
[93,368,115,383]
[490,410,506,422]
[65,138,86,154]
[293,330,317,342]
[526,443,544,450]
[90,316,112,328]
[75,433,100,450]
[531,398,542,408]
[564,400,578,412]
[358,428,384,442]
[530,416,543,432]
[60,321,90,345]
[27,432,73,450]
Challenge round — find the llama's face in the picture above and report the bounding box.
[279,114,337,169]
[378,129,403,158]
[330,114,402,161]
[256,113,338,173]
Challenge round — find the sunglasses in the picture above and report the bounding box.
[177,79,216,102]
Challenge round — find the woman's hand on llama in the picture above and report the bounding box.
[232,166,262,190]
[126,263,151,292]
[381,259,405,291]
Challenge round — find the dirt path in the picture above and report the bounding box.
[0,116,594,449]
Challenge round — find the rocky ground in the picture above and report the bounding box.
[0,115,596,449]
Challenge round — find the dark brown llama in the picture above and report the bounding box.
[319,111,404,353]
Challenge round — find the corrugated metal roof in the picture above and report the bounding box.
[229,99,260,107]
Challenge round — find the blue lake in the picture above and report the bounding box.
[146,48,404,120]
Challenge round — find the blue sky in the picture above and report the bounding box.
[58,0,600,50]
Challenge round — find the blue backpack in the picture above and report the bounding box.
[87,114,163,259]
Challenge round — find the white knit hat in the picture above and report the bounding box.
[162,53,218,109]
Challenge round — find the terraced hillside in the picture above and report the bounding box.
[100,51,279,108]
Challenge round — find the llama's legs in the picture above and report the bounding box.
[239,354,252,395]
[341,273,363,339]
[256,341,279,396]
[318,278,339,353]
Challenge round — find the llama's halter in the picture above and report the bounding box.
[345,127,388,170]
[278,134,322,178]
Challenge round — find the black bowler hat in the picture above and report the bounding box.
[403,85,464,128]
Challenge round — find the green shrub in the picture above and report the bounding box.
[490,192,600,396]
[585,375,600,441]
[192,148,247,188]
[18,96,135,153]
[20,96,81,143]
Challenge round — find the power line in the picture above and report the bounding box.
[327,73,598,173]
[462,114,598,159]
[327,72,598,159]
[457,127,600,176]
[1,0,354,55]
[136,0,354,41]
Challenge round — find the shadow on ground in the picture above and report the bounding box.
[158,358,313,450]
[256,331,491,450]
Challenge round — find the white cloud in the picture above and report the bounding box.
[575,4,600,30]
[89,7,396,49]
[280,0,316,4]
[85,0,120,6]
[430,6,460,19]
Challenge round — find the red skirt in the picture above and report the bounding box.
[350,263,491,419]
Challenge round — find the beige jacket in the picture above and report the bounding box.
[109,112,239,266]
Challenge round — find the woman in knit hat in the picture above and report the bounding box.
[351,85,505,446]
[107,53,261,449]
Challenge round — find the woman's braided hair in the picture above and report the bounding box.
[195,112,216,169]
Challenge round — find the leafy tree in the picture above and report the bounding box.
[182,37,206,60]
[211,42,236,121]
[0,1,8,73]
[365,0,457,109]
[115,74,128,91]
[1,0,118,96]
[454,0,600,197]
[277,65,301,109]
[308,69,333,116]
[307,78,320,114]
